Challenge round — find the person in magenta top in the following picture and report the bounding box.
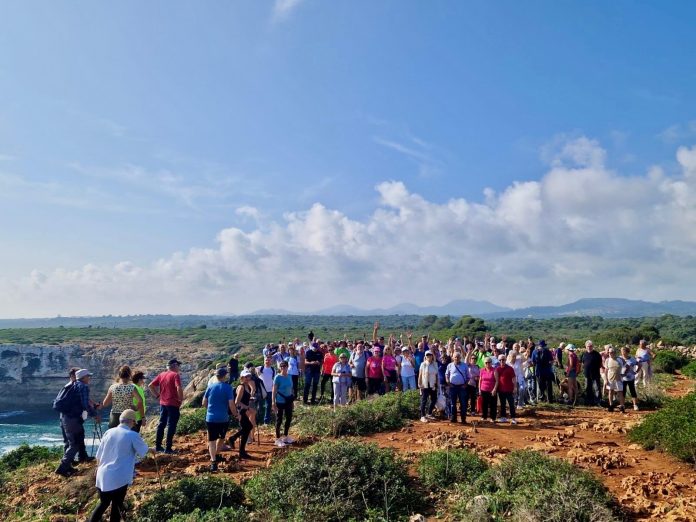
[478,357,499,422]
[320,346,338,403]
[148,358,184,453]
[381,346,399,393]
[495,354,518,423]
[366,348,384,396]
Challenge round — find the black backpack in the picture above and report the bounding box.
[53,382,82,417]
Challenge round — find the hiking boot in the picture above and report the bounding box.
[78,456,95,463]
[210,461,218,472]
[275,439,286,448]
[282,436,295,444]
[55,467,74,478]
[239,452,255,460]
[215,454,226,463]
[164,449,178,455]
[155,447,166,453]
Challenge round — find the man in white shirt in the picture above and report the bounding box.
[257,357,276,424]
[88,409,150,522]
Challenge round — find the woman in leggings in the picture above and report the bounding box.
[272,361,295,447]
[227,370,254,460]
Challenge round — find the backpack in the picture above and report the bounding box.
[53,382,81,416]
[253,375,268,400]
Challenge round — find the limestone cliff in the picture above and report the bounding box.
[0,338,223,413]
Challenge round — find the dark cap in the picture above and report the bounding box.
[168,359,181,366]
[244,362,255,369]
[215,367,228,378]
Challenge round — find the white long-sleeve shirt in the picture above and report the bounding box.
[95,424,149,492]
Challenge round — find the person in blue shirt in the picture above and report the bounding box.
[203,367,240,471]
[445,352,470,424]
[55,368,101,477]
[272,361,295,447]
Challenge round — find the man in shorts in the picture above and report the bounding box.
[202,367,240,471]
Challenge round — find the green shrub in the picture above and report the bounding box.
[417,449,488,491]
[681,360,696,378]
[138,476,244,521]
[653,351,688,374]
[175,408,207,435]
[245,440,414,521]
[169,507,249,522]
[0,444,63,473]
[450,450,617,522]
[293,390,420,437]
[628,391,696,463]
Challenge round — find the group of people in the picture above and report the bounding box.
[50,325,656,521]
[52,358,184,521]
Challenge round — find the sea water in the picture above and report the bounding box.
[0,409,107,455]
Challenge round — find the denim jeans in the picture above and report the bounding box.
[156,405,180,451]
[262,394,273,424]
[303,369,320,403]
[401,375,417,391]
[449,385,468,422]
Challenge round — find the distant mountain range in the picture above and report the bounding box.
[253,298,696,319]
[2,298,696,329]
[481,298,696,319]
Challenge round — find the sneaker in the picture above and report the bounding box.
[420,416,428,423]
[498,417,508,423]
[155,447,166,453]
[426,414,435,420]
[164,449,178,455]
[283,436,295,444]
[510,419,518,425]
[210,461,218,472]
[215,454,226,463]
[633,404,639,411]
[275,439,286,448]
[239,452,255,460]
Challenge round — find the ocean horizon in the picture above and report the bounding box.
[0,409,68,455]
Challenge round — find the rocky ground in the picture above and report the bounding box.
[2,374,695,521]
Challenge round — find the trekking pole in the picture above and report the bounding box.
[152,452,163,491]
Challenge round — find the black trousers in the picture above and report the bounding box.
[275,402,293,438]
[481,390,497,420]
[467,384,477,412]
[291,375,299,397]
[419,388,437,417]
[320,374,334,402]
[229,411,253,455]
[584,372,602,405]
[88,485,128,522]
[498,391,516,418]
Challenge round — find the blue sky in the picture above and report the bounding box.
[1,1,696,316]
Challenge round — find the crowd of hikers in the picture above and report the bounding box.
[51,322,656,521]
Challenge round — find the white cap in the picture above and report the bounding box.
[75,369,92,380]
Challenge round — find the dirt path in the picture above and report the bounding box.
[10,376,693,521]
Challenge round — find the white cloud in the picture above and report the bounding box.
[4,137,696,317]
[271,0,306,23]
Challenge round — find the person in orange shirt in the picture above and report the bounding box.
[319,345,338,403]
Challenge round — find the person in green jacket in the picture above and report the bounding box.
[132,372,147,433]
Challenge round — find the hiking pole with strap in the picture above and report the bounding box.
[90,418,103,457]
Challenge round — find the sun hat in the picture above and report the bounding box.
[119,409,137,423]
[75,369,92,380]
[566,344,576,351]
[240,369,252,378]
[424,350,433,356]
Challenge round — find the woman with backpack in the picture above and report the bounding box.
[101,366,144,429]
[242,363,259,443]
[227,370,255,460]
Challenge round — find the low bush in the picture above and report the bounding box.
[0,444,63,474]
[681,360,696,378]
[449,450,618,521]
[169,507,249,522]
[417,449,488,491]
[653,351,688,374]
[138,476,244,521]
[628,391,696,463]
[245,440,414,521]
[175,408,207,435]
[293,390,420,437]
